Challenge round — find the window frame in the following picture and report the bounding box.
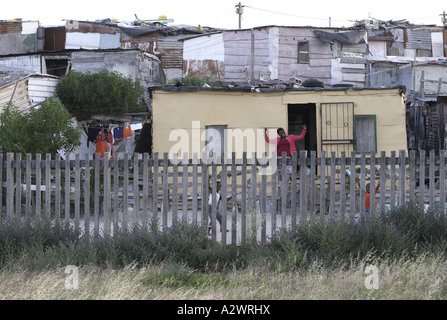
[354,115,377,154]
[297,41,310,64]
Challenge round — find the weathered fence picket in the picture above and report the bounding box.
[1,150,446,244]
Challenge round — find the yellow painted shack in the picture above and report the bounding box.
[150,85,407,159]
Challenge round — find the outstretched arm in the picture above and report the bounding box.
[264,128,276,143]
[289,126,307,141]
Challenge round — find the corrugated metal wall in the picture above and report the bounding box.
[0,79,31,112]
[28,76,58,106]
[158,40,183,69]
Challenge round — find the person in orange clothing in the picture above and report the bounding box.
[355,174,379,224]
[95,129,114,159]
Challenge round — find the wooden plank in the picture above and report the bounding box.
[6,153,13,220]
[84,154,90,238]
[359,153,366,216]
[390,151,396,209]
[182,153,188,221]
[310,151,316,219]
[172,154,179,223]
[143,153,149,229]
[409,150,416,204]
[291,152,297,226]
[221,159,228,244]
[349,152,356,221]
[103,153,110,235]
[75,154,81,233]
[15,153,21,220]
[210,162,218,242]
[113,155,119,232]
[94,153,100,237]
[418,150,425,207]
[45,154,50,218]
[123,153,129,231]
[152,153,159,228]
[440,151,446,217]
[319,151,326,218]
[54,154,61,223]
[280,153,287,228]
[329,152,336,219]
[260,164,267,243]
[270,154,277,235]
[162,153,169,230]
[398,150,406,207]
[429,150,435,210]
[299,150,307,222]
[370,152,376,215]
[0,154,3,224]
[63,154,69,225]
[379,151,387,212]
[133,154,139,228]
[192,153,199,224]
[241,152,247,244]
[231,153,237,245]
[339,152,346,219]
[250,153,257,239]
[201,152,208,226]
[26,154,32,223]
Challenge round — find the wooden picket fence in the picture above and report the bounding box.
[0,150,446,244]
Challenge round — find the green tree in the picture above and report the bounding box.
[0,98,82,156]
[56,70,145,120]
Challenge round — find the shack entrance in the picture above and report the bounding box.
[287,103,317,157]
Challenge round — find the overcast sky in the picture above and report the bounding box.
[1,0,445,29]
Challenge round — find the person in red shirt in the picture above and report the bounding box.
[264,125,307,157]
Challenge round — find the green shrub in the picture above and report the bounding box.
[56,70,145,120]
[2,203,447,273]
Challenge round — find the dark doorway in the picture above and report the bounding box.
[287,103,317,155]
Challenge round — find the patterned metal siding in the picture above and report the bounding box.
[0,21,22,34]
[158,40,183,69]
[406,28,432,50]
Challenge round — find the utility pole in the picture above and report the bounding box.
[235,2,245,29]
[442,11,446,27]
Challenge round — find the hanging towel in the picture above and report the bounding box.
[123,126,133,138]
[113,126,124,139]
[130,123,143,131]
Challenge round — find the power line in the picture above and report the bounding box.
[245,5,345,22]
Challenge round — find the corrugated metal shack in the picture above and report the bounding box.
[183,26,368,87]
[0,65,58,113]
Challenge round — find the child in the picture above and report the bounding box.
[208,180,223,235]
[355,174,379,224]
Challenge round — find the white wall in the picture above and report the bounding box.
[183,33,225,62]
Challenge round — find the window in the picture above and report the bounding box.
[298,42,309,63]
[205,125,226,157]
[354,115,377,153]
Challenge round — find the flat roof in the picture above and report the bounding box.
[150,84,406,94]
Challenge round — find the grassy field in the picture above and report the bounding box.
[1,203,447,300]
[0,254,446,300]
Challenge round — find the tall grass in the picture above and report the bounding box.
[1,203,447,299]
